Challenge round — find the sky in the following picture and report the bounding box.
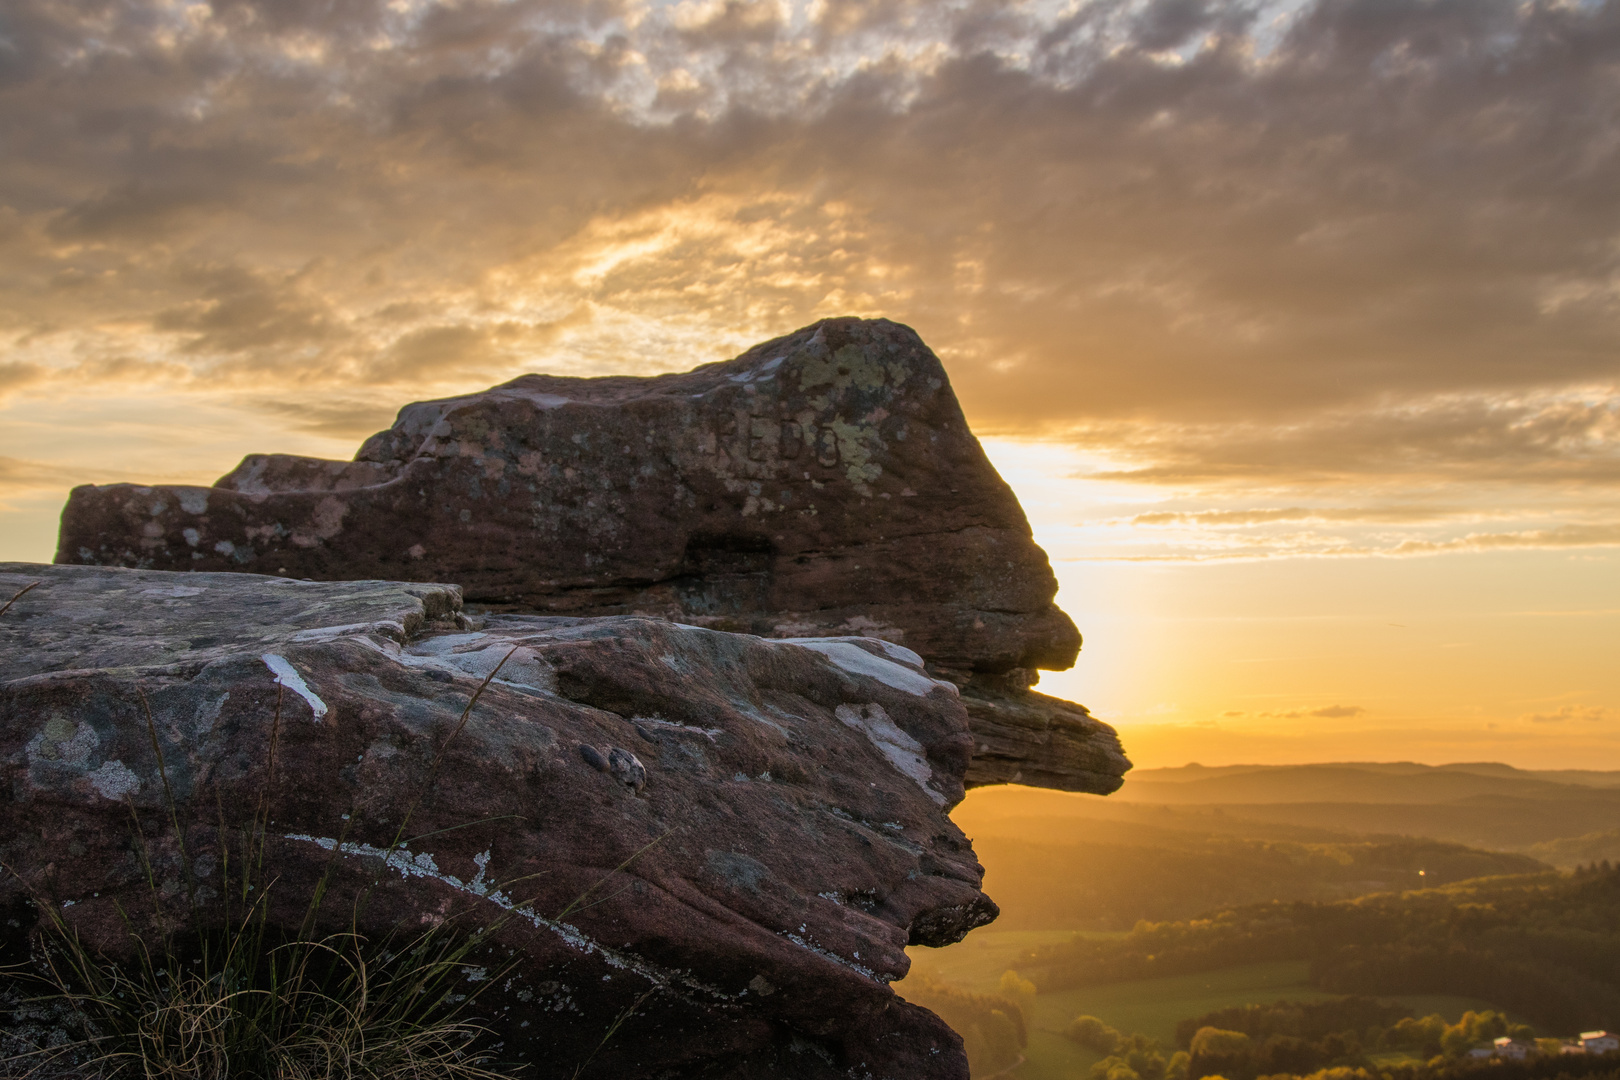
[1,0,1618,768]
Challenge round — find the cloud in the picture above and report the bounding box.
[0,456,83,491]
[2,0,1620,503]
[1522,705,1619,724]
[1389,524,1620,554]
[671,0,787,45]
[66,357,194,384]
[247,399,404,439]
[1096,522,1620,562]
[1133,506,1464,527]
[0,357,193,403]
[1219,705,1369,719]
[0,362,48,399]
[0,455,161,498]
[376,324,496,382]
[1258,705,1369,719]
[1085,390,1620,486]
[152,265,344,360]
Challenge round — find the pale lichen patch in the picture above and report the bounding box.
[312,496,348,539]
[27,716,98,766]
[87,760,141,801]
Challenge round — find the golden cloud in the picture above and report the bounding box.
[1,0,1618,542]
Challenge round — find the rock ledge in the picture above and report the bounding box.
[2,563,996,1078]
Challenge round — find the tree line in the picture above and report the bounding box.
[1068,1000,1617,1080]
[1029,866,1620,1033]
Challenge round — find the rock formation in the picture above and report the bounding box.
[55,318,1128,794]
[1,563,995,1078]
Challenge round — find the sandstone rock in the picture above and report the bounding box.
[1,563,996,1079]
[54,317,1128,794]
[961,675,1132,792]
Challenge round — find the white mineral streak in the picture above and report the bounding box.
[281,625,557,696]
[279,835,748,997]
[779,929,885,983]
[395,402,452,443]
[139,585,205,598]
[400,638,557,694]
[835,703,946,806]
[289,621,411,643]
[726,355,786,384]
[87,760,141,801]
[260,654,329,721]
[785,639,946,697]
[732,701,788,735]
[633,716,724,740]
[500,389,570,410]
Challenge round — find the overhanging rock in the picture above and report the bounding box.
[55,317,1129,794]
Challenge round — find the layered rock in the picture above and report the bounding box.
[1,563,996,1079]
[55,317,1128,794]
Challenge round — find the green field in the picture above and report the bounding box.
[901,932,1495,1080]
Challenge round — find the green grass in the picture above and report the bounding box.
[904,933,1499,1080]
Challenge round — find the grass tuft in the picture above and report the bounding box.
[12,908,513,1080]
[0,595,528,1080]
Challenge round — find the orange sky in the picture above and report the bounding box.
[2,0,1617,767]
[985,439,1620,770]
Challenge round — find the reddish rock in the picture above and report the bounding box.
[54,317,1128,794]
[1,563,994,1079]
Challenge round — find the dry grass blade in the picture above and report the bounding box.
[376,647,520,871]
[0,580,39,619]
[553,831,670,922]
[569,988,658,1080]
[134,685,199,916]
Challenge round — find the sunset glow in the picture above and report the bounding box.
[4,0,1618,768]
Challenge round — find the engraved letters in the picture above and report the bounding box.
[709,414,836,471]
[815,427,840,468]
[748,416,777,462]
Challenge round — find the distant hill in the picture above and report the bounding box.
[1527,828,1620,867]
[1129,762,1620,790]
[954,790,1547,930]
[969,827,1544,930]
[959,762,1620,864]
[1114,763,1620,805]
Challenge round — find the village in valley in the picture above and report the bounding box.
[1475,1031,1618,1062]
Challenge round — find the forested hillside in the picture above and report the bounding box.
[1025,865,1620,1034]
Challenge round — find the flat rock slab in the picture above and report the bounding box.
[52,317,1130,795]
[1,564,994,1079]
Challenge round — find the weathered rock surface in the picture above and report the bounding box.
[1,563,997,1078]
[54,317,1128,794]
